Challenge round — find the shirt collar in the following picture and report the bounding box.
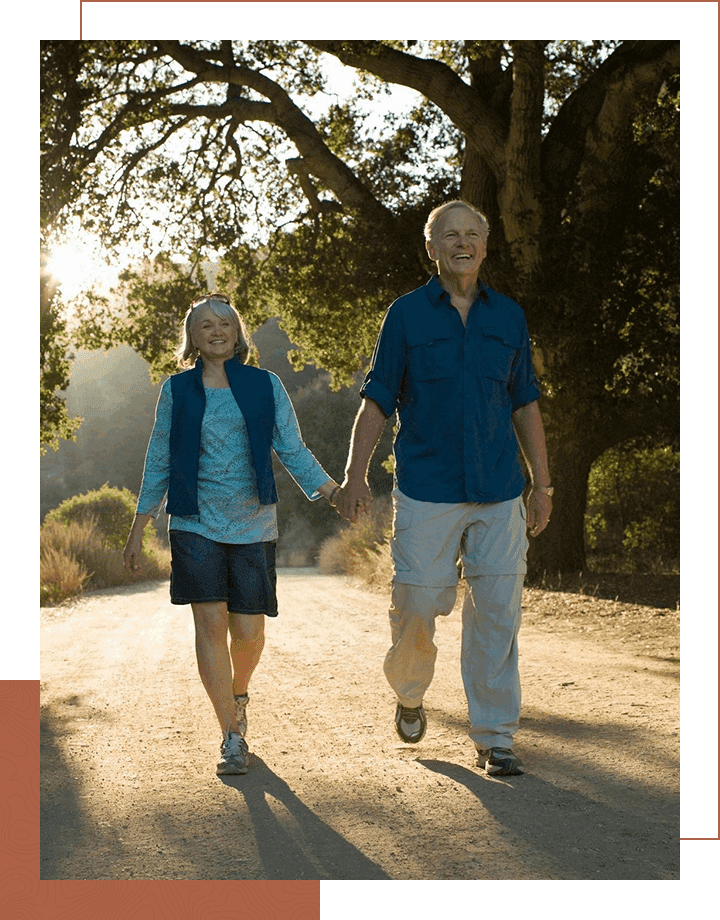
[425,274,490,308]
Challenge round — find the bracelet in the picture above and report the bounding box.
[328,485,341,506]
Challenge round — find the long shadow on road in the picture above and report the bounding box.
[418,758,678,880]
[220,756,390,880]
[40,697,129,880]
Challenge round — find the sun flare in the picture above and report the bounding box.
[45,235,119,301]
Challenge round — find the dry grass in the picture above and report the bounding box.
[40,518,171,606]
[317,498,394,589]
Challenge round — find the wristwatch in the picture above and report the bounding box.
[532,484,554,497]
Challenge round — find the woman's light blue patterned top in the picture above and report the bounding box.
[136,371,331,543]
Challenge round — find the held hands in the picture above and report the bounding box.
[332,477,373,524]
[526,488,552,538]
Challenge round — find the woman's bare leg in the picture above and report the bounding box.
[228,613,265,695]
[192,601,239,735]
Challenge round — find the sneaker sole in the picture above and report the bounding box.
[216,761,249,775]
[485,764,524,776]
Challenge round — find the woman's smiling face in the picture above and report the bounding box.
[190,301,238,362]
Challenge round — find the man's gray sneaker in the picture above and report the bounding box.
[477,747,524,776]
[394,702,427,743]
[234,693,249,737]
[217,731,249,775]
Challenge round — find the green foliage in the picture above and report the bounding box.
[74,254,209,381]
[219,208,433,387]
[43,483,145,551]
[41,39,680,572]
[40,267,83,453]
[585,442,679,571]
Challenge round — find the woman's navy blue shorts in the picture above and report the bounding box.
[169,531,278,616]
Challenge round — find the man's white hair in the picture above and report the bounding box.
[424,200,490,245]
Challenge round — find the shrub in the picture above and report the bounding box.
[43,483,140,549]
[317,498,393,588]
[40,539,90,606]
[40,515,171,606]
[585,442,679,572]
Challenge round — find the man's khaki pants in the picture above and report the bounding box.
[384,489,528,751]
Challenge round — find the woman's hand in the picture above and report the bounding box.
[334,477,373,524]
[123,532,144,573]
[123,513,152,573]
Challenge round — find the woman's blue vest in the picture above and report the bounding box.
[167,357,278,516]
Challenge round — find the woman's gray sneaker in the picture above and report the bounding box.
[217,731,249,775]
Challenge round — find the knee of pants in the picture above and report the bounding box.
[464,573,524,606]
[390,582,457,626]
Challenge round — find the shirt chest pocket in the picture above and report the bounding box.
[407,337,456,380]
[480,327,519,383]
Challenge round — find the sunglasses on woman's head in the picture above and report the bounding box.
[190,293,231,309]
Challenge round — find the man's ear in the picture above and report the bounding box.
[425,240,436,262]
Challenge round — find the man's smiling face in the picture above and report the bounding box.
[426,206,487,283]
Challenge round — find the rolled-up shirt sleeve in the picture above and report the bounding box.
[136,380,172,516]
[359,303,406,417]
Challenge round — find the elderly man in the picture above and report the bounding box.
[337,200,552,776]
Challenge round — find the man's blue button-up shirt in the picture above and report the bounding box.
[360,275,541,504]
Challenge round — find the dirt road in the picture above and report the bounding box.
[40,569,679,880]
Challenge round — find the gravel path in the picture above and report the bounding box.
[40,569,679,880]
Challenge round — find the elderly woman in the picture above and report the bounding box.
[124,293,343,776]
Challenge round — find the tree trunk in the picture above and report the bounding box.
[526,433,596,579]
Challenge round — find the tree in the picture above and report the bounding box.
[40,40,680,572]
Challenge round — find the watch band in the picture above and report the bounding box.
[532,484,554,497]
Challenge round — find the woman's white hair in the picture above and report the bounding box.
[424,200,490,245]
[175,293,251,368]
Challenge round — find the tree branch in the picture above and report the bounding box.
[306,40,508,178]
[542,40,679,211]
[158,40,391,222]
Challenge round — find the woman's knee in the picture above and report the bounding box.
[228,612,265,643]
[192,602,229,640]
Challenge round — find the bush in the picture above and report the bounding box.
[40,536,91,606]
[42,482,162,556]
[40,515,171,606]
[317,498,393,588]
[585,442,679,572]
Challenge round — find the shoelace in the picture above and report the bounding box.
[399,707,421,722]
[222,733,248,756]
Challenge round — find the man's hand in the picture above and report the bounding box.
[526,489,552,537]
[335,477,373,524]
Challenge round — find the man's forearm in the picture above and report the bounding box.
[512,401,550,486]
[335,398,387,523]
[345,397,387,481]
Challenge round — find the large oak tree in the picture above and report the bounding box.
[41,40,679,573]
